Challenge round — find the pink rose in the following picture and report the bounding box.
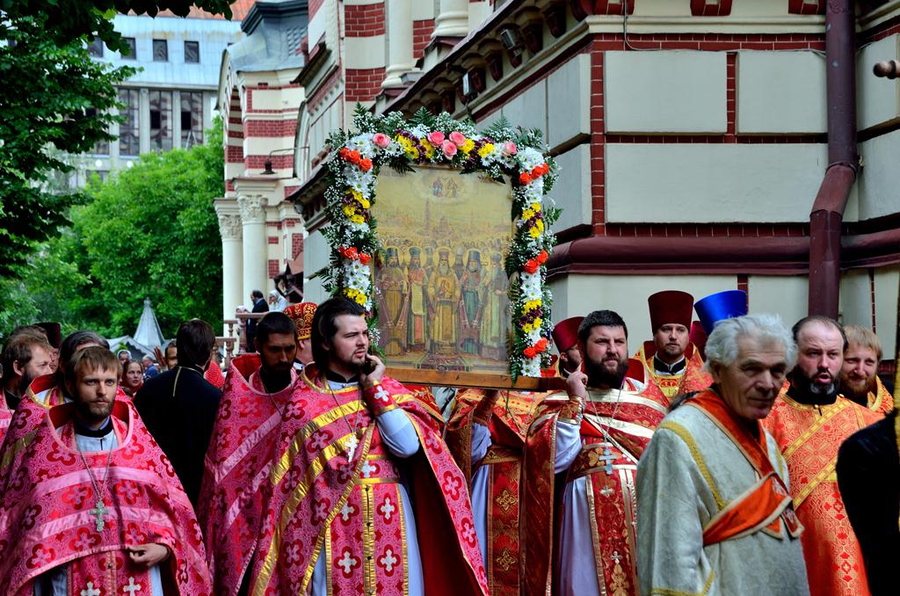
[503,141,517,155]
[372,133,390,148]
[427,131,445,145]
[449,131,467,147]
[441,140,458,158]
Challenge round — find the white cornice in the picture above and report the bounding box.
[585,15,825,35]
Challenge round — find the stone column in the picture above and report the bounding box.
[383,0,415,88]
[217,212,243,332]
[432,0,468,39]
[237,195,268,303]
[468,1,492,30]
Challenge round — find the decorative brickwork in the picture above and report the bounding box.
[292,234,304,259]
[268,259,280,279]
[245,119,299,138]
[413,19,435,58]
[346,67,387,102]
[345,3,386,38]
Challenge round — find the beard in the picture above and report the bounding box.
[438,263,450,275]
[838,372,875,401]
[585,356,629,389]
[76,398,113,425]
[791,369,838,397]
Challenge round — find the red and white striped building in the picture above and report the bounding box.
[217,0,900,361]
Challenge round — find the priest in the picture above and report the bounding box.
[283,301,318,370]
[551,316,584,378]
[840,325,893,414]
[0,347,210,595]
[523,310,668,595]
[765,316,881,595]
[446,386,548,594]
[201,301,487,595]
[638,314,808,595]
[634,290,711,403]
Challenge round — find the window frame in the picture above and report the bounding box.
[152,39,168,62]
[184,40,200,64]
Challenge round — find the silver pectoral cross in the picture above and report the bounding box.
[344,434,359,461]
[598,447,616,476]
[90,499,108,532]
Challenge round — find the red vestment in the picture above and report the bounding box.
[633,341,711,404]
[446,389,547,595]
[765,383,881,596]
[0,400,210,595]
[523,364,668,595]
[200,357,487,595]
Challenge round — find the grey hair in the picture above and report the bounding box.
[704,313,797,372]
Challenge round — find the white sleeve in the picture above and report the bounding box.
[376,408,421,458]
[470,422,492,462]
[554,418,582,473]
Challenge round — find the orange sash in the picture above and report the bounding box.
[687,390,802,546]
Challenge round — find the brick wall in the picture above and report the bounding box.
[268,259,280,279]
[226,145,244,164]
[345,3,386,38]
[346,67,386,102]
[245,119,298,138]
[292,234,304,259]
[413,19,435,58]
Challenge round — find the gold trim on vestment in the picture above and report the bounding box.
[325,525,333,596]
[781,397,847,459]
[270,401,367,486]
[584,479,609,596]
[362,481,376,594]
[620,466,639,584]
[658,421,726,510]
[793,457,838,510]
[650,569,715,596]
[0,429,37,470]
[584,413,657,440]
[357,476,401,485]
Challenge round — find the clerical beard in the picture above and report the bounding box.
[585,356,629,390]
[790,369,839,399]
[838,372,876,403]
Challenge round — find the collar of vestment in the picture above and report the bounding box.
[73,416,114,438]
[324,368,360,385]
[653,354,686,375]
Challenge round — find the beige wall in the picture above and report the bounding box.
[605,51,727,134]
[605,143,828,223]
[858,34,900,132]
[546,53,591,149]
[874,265,899,358]
[552,144,592,231]
[856,129,900,221]
[303,229,330,305]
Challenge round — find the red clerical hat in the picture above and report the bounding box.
[284,302,317,341]
[552,316,584,352]
[648,290,694,331]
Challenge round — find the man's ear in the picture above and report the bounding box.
[12,359,25,378]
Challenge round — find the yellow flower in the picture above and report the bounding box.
[478,143,494,158]
[408,147,420,160]
[529,227,541,239]
[522,208,535,220]
[420,139,435,159]
[531,202,541,212]
[343,205,355,218]
[524,299,542,312]
[522,322,535,333]
[350,214,365,224]
[354,292,367,305]
[533,318,542,329]
[461,139,475,155]
[536,220,545,232]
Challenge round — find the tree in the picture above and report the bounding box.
[0,0,231,280]
[59,117,226,338]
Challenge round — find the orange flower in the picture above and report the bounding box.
[340,246,359,260]
[531,166,542,178]
[536,338,549,352]
[359,253,371,265]
[359,158,373,172]
[348,150,361,164]
[540,163,550,175]
[536,250,549,264]
[523,346,537,359]
[519,172,532,185]
[339,147,349,159]
[523,260,539,274]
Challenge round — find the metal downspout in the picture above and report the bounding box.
[808,0,859,317]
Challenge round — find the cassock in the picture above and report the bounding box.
[446,389,547,595]
[638,388,809,595]
[523,367,667,596]
[633,341,711,403]
[764,383,881,596]
[837,409,900,596]
[0,400,210,595]
[200,356,487,596]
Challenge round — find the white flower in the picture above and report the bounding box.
[521,357,542,378]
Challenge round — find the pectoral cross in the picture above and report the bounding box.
[344,434,359,461]
[598,447,616,476]
[89,499,108,532]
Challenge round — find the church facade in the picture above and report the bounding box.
[216,0,900,362]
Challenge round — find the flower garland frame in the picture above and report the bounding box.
[322,106,560,379]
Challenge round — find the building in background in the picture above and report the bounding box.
[69,4,250,186]
[216,0,900,368]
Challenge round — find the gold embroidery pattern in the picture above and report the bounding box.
[658,421,726,510]
[610,552,630,596]
[495,488,516,512]
[495,548,516,573]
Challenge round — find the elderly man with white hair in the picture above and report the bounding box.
[636,314,809,596]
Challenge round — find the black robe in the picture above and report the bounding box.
[134,365,221,506]
[836,409,900,596]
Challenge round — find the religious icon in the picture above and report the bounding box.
[372,166,514,375]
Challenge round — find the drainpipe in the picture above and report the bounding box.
[808,0,858,318]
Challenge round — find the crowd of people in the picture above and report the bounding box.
[0,288,895,595]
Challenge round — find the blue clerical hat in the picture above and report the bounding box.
[694,290,748,336]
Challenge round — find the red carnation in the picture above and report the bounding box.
[339,147,350,159]
[523,346,537,359]
[519,172,532,185]
[359,158,373,172]
[523,260,539,274]
[537,250,549,264]
[349,150,361,164]
[540,163,550,175]
[531,166,542,178]
[359,253,371,265]
[536,338,549,352]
